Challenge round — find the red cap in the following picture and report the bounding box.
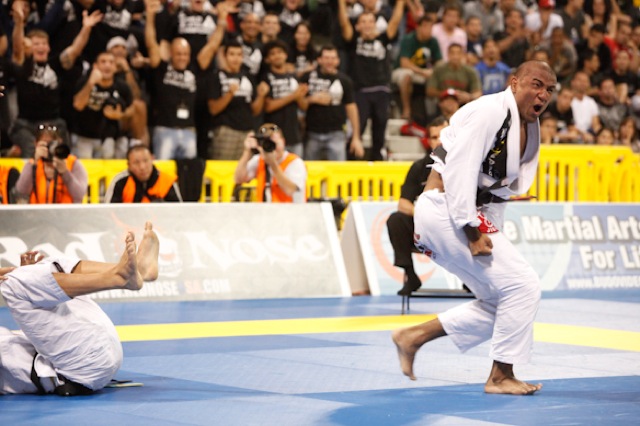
[439,88,458,101]
[539,0,555,9]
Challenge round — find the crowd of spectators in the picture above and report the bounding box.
[1,0,640,166]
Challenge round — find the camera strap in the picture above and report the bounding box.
[263,167,271,202]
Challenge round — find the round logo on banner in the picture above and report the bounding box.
[370,207,436,284]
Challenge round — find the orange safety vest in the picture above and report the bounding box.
[255,153,301,203]
[30,156,77,204]
[121,169,177,203]
[0,166,12,204]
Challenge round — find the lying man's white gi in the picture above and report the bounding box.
[0,257,122,394]
[413,87,542,365]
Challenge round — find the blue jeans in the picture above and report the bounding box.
[153,126,197,160]
[305,130,347,161]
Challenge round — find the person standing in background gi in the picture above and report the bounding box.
[392,61,557,395]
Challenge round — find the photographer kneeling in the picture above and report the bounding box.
[234,123,307,203]
[15,125,88,204]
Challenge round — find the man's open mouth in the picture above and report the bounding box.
[533,105,543,113]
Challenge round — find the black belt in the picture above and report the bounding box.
[30,353,94,396]
[432,146,509,207]
[476,189,508,207]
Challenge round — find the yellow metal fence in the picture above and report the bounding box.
[2,146,639,204]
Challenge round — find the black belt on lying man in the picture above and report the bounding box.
[432,145,509,207]
[30,353,94,396]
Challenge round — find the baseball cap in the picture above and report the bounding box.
[538,0,555,9]
[439,88,459,101]
[106,36,127,51]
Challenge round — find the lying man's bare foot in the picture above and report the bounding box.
[392,328,418,380]
[485,377,542,395]
[137,221,159,282]
[116,231,144,291]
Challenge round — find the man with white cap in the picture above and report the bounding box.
[107,36,150,146]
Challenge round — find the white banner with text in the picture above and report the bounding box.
[0,203,350,303]
[342,202,640,296]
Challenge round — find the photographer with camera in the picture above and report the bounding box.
[14,125,88,204]
[234,123,307,203]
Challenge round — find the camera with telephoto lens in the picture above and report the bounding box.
[254,134,277,153]
[44,140,71,162]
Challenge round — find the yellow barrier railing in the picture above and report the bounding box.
[2,146,639,204]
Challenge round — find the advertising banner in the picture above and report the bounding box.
[0,203,350,303]
[343,202,640,295]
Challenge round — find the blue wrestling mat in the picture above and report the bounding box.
[1,295,639,426]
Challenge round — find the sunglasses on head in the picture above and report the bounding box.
[259,125,279,134]
[38,124,58,132]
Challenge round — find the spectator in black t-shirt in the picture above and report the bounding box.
[260,12,281,45]
[164,0,218,67]
[299,45,364,161]
[9,3,103,158]
[278,0,308,45]
[0,25,11,154]
[575,23,612,75]
[286,21,317,79]
[338,0,405,160]
[593,76,630,136]
[220,12,263,77]
[145,0,227,159]
[609,49,640,105]
[546,85,581,143]
[86,0,142,63]
[166,0,232,159]
[207,40,269,160]
[494,8,531,69]
[72,51,134,158]
[262,39,308,156]
[107,36,149,146]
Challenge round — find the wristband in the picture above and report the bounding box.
[463,225,481,243]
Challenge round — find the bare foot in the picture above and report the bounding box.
[392,328,418,380]
[137,221,159,281]
[485,361,542,395]
[485,378,542,395]
[116,231,144,291]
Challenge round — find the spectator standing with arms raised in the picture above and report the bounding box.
[144,0,228,159]
[9,2,103,158]
[337,0,405,160]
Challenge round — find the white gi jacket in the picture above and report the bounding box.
[433,87,540,229]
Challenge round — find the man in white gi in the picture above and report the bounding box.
[0,222,159,395]
[392,61,557,395]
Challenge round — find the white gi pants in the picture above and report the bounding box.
[414,190,541,365]
[0,257,123,394]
